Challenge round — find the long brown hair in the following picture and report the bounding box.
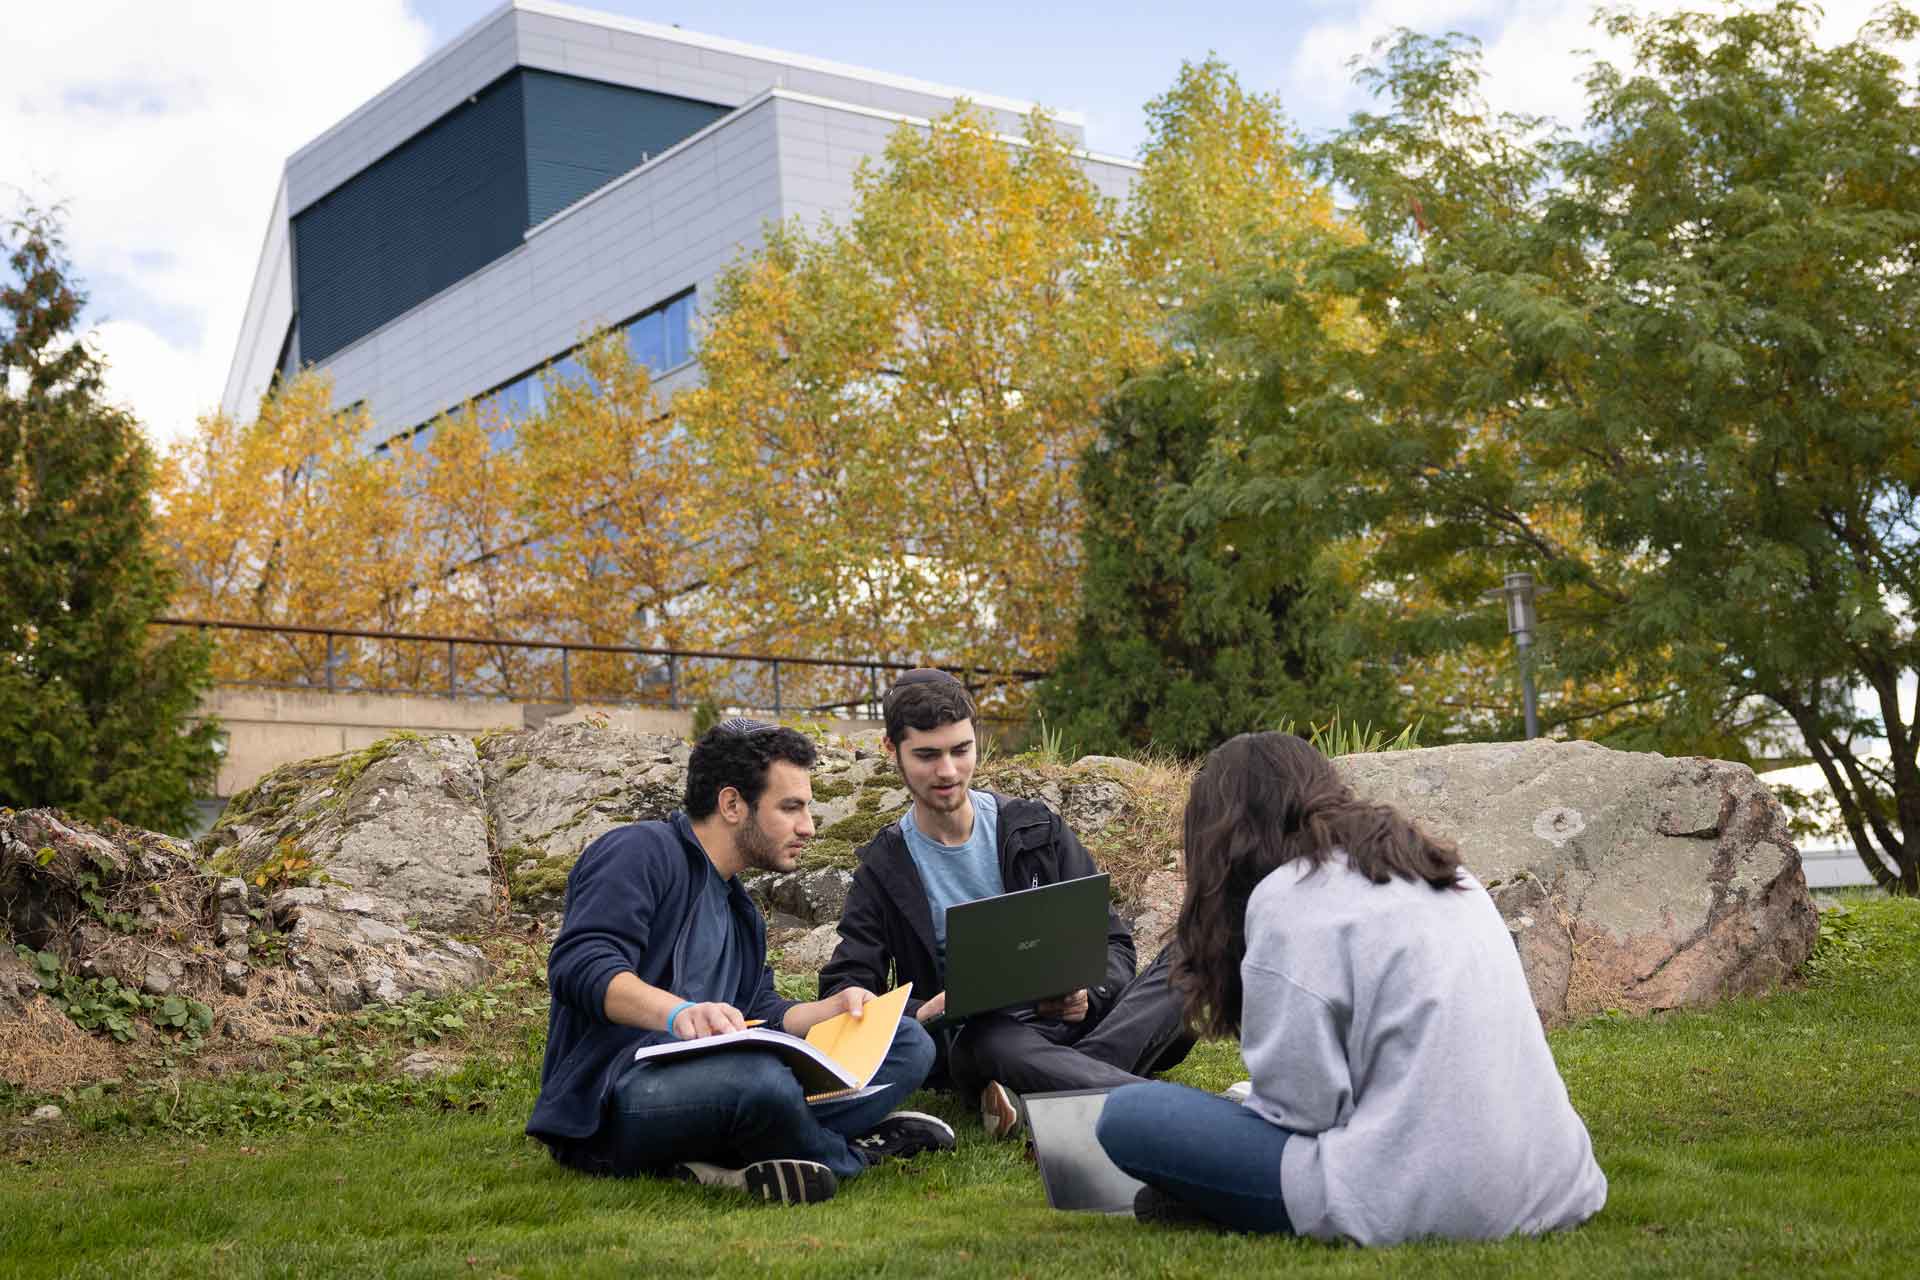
[1173,732,1463,1037]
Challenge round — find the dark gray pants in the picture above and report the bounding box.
[947,944,1195,1098]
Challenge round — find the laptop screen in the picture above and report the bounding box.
[1025,1088,1144,1214]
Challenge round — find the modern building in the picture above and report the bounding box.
[222,0,1138,444]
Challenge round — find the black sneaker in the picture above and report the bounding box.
[850,1110,957,1163]
[1133,1184,1225,1230]
[673,1158,837,1204]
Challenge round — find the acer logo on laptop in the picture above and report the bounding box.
[1016,939,1040,951]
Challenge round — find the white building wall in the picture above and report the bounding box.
[283,1,1071,221]
[221,177,295,419]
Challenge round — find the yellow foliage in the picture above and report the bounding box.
[159,64,1354,713]
[157,375,412,687]
[681,107,1154,690]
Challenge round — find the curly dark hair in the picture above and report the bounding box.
[1173,732,1462,1038]
[683,724,818,818]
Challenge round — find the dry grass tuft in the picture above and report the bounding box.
[0,995,127,1092]
[976,753,1198,912]
[1080,754,1197,909]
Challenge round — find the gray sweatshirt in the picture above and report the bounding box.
[1241,854,1607,1245]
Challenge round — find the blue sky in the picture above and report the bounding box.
[2,1,1900,448]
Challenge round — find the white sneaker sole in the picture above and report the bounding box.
[850,1110,958,1161]
[676,1158,837,1204]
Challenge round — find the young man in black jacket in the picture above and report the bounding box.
[820,670,1193,1138]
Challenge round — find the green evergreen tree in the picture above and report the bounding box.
[0,207,218,833]
[1039,360,1395,758]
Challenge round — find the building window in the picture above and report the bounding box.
[396,288,695,449]
[626,290,695,375]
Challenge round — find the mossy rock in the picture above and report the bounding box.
[810,777,857,802]
[331,730,425,792]
[796,839,860,871]
[504,847,576,904]
[817,804,902,849]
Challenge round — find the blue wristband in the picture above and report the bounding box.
[666,1000,696,1039]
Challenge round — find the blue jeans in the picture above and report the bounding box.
[586,1016,935,1182]
[1096,1081,1296,1234]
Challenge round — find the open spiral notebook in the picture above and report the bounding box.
[631,982,912,1104]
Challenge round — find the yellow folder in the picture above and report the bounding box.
[802,982,913,1096]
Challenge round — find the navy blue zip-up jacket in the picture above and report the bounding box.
[526,813,797,1154]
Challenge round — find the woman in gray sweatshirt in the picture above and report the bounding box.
[1095,731,1607,1243]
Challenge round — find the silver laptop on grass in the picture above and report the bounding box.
[936,872,1111,1023]
[1025,1088,1145,1214]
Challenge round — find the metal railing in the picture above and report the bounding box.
[152,617,1045,718]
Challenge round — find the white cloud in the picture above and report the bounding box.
[1291,0,1915,137]
[2,1,433,450]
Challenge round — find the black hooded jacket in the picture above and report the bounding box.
[818,793,1137,1027]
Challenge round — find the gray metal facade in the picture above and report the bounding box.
[224,0,1140,443]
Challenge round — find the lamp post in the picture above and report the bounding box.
[1482,572,1541,740]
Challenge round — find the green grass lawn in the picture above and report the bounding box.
[4,896,1917,1278]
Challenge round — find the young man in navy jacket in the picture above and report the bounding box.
[527,721,952,1204]
[820,672,1194,1140]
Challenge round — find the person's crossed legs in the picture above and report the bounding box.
[587,1014,940,1189]
[948,946,1196,1104]
[1095,1080,1296,1234]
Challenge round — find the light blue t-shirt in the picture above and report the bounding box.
[902,790,1003,965]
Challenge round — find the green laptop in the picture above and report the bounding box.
[937,872,1112,1022]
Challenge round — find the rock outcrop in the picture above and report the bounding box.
[1,725,1820,1040]
[481,722,689,867]
[203,733,494,934]
[1337,740,1816,1024]
[1,808,219,1001]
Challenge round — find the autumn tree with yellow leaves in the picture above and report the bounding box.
[515,332,709,700]
[678,107,1156,700]
[163,60,1368,717]
[158,333,703,705]
[158,374,416,689]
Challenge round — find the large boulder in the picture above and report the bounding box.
[267,885,488,1012]
[1336,739,1816,1025]
[480,722,689,865]
[197,733,503,1009]
[203,733,495,934]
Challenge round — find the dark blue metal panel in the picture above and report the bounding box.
[292,73,530,364]
[522,70,727,225]
[290,69,725,368]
